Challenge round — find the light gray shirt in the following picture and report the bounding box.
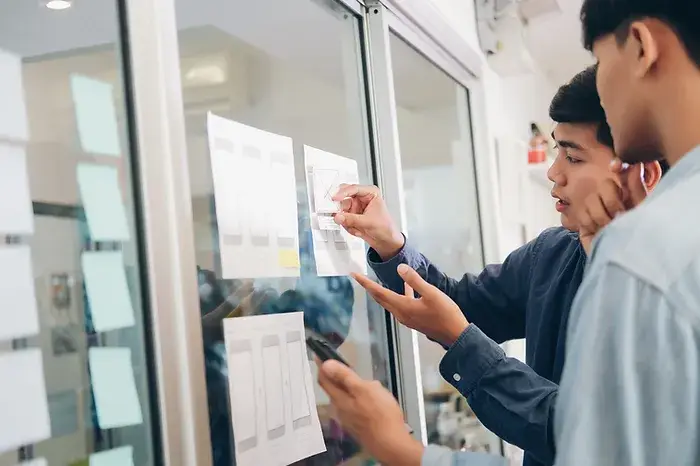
[555,146,700,466]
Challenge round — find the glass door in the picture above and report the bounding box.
[0,1,159,465]
[388,32,495,453]
[172,0,393,464]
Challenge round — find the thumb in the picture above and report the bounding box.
[619,163,648,209]
[397,264,433,297]
[320,360,363,394]
[334,212,372,231]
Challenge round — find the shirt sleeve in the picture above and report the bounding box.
[368,234,543,343]
[422,445,509,466]
[555,263,700,466]
[439,325,558,464]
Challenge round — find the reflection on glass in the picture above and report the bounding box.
[390,34,493,452]
[174,0,391,465]
[0,1,157,466]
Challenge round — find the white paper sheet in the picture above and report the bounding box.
[71,75,121,157]
[207,113,300,279]
[12,459,47,466]
[0,144,33,235]
[89,446,134,466]
[82,251,136,333]
[304,145,366,277]
[0,48,29,142]
[223,313,326,466]
[77,164,130,242]
[0,349,51,454]
[0,246,39,342]
[88,347,143,430]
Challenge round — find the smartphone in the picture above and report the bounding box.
[306,335,351,367]
[306,334,414,435]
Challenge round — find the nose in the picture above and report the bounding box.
[547,158,565,186]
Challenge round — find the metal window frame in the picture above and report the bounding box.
[122,0,212,465]
[363,0,503,450]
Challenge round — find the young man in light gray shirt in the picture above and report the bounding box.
[555,1,700,465]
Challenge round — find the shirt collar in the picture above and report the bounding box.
[651,144,700,198]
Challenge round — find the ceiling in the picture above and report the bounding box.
[523,0,595,86]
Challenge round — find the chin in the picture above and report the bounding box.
[559,214,577,232]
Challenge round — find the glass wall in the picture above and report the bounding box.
[0,1,159,466]
[389,33,491,452]
[172,0,392,464]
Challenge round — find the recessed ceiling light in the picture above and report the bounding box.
[45,0,73,10]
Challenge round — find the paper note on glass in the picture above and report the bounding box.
[77,164,130,242]
[0,48,29,141]
[89,446,134,466]
[82,251,135,332]
[304,145,366,277]
[88,347,143,429]
[223,312,326,466]
[0,349,51,454]
[12,459,48,466]
[0,144,33,235]
[0,246,39,342]
[206,113,300,279]
[71,75,121,157]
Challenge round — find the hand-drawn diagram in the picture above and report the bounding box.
[228,340,258,452]
[304,145,367,277]
[261,335,286,440]
[207,113,301,279]
[223,313,326,466]
[287,331,311,429]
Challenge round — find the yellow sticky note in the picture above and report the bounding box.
[278,249,300,268]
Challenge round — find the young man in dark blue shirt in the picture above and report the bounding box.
[327,66,665,466]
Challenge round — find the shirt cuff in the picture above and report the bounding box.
[439,324,506,397]
[367,233,408,266]
[422,444,456,466]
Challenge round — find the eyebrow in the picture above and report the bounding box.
[551,132,584,151]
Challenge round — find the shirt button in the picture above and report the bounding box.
[453,373,461,382]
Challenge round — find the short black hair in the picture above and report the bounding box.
[580,0,700,68]
[549,65,613,148]
[550,65,670,175]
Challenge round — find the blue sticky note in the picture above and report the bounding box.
[82,251,136,333]
[88,348,143,429]
[71,74,121,157]
[77,164,130,242]
[89,446,134,466]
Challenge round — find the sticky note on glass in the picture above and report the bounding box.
[278,249,300,268]
[77,164,130,242]
[0,246,39,342]
[88,347,143,429]
[89,446,134,466]
[71,75,121,157]
[0,144,33,235]
[82,251,136,333]
[0,349,51,454]
[0,48,29,141]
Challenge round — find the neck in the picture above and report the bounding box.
[656,76,700,166]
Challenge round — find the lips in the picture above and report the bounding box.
[552,192,569,212]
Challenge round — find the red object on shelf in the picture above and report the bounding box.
[528,148,546,164]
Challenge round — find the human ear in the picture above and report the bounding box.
[642,160,662,191]
[628,21,659,78]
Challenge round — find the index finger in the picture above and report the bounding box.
[351,273,416,312]
[332,184,379,202]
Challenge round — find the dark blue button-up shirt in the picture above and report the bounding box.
[369,227,586,466]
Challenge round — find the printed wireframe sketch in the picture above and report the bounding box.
[228,339,258,452]
[304,145,367,277]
